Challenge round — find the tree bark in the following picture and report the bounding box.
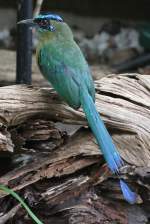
[0,73,149,166]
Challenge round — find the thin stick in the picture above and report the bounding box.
[34,0,44,17]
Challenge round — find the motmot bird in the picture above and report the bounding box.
[18,13,137,204]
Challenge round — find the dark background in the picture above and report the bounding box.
[0,0,150,20]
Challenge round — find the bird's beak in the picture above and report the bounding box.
[17,19,35,27]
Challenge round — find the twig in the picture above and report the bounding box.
[0,204,21,224]
[34,0,44,17]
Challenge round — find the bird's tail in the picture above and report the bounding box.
[80,88,137,204]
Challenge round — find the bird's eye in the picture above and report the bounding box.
[39,19,49,27]
[34,18,50,30]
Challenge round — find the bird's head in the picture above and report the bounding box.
[18,12,63,31]
[18,13,73,41]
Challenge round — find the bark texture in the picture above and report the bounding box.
[0,73,149,223]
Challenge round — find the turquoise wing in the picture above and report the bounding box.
[37,40,95,109]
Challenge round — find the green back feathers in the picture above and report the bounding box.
[36,21,95,109]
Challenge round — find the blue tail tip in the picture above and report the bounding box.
[120,179,137,204]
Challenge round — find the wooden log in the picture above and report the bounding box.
[0,74,149,167]
[0,73,149,203]
[0,130,101,197]
[0,73,149,223]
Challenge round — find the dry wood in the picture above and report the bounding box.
[0,74,149,167]
[0,123,13,152]
[43,192,129,224]
[0,204,21,224]
[0,73,149,223]
[0,130,101,198]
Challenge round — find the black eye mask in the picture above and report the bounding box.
[33,18,54,31]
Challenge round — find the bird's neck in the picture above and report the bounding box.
[37,22,73,47]
[36,23,74,65]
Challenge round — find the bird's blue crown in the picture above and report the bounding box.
[34,13,63,22]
